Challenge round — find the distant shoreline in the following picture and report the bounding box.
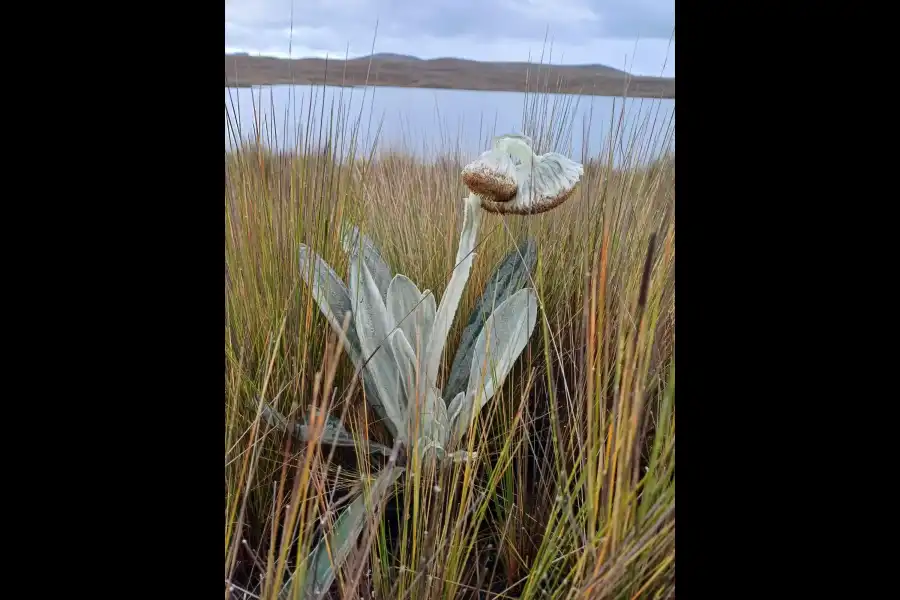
[225,54,675,99]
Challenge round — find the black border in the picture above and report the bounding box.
[675,3,812,595]
[59,7,226,596]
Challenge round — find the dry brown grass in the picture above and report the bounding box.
[225,89,675,599]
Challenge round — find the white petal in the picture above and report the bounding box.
[484,152,583,215]
[493,133,535,160]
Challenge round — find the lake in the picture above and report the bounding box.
[225,85,674,163]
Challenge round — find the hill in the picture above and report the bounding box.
[224,53,674,99]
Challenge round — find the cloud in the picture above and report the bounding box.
[225,0,674,77]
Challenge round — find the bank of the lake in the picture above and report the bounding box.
[225,54,675,99]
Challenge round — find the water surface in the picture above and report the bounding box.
[225,85,674,163]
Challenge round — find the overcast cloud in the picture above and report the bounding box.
[225,0,675,77]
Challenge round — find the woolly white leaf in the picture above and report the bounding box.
[418,291,436,375]
[387,274,431,356]
[298,245,362,365]
[299,411,393,457]
[467,287,537,402]
[260,403,393,457]
[298,245,395,437]
[389,329,416,414]
[443,238,537,403]
[447,390,477,445]
[341,225,392,301]
[261,401,288,427]
[349,251,405,439]
[447,391,467,427]
[301,467,403,599]
[423,385,449,451]
[452,287,538,441]
[391,331,448,452]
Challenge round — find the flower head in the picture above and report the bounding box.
[461,134,584,215]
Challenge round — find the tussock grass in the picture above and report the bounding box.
[225,81,674,599]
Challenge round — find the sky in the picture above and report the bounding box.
[224,0,675,78]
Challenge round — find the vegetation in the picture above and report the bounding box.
[225,83,675,599]
[224,53,675,99]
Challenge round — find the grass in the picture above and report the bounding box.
[225,81,675,599]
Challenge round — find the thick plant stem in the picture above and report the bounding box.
[425,194,483,390]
